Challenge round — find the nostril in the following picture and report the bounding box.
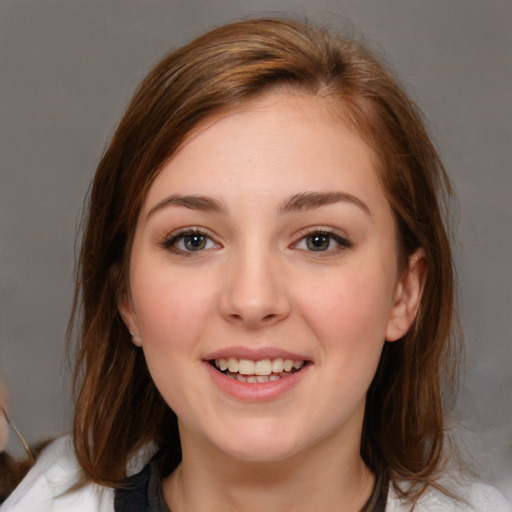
[222,294,291,328]
[228,312,276,322]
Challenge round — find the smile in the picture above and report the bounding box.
[211,357,305,383]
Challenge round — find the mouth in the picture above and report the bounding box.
[209,357,307,383]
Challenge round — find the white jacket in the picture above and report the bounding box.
[2,436,511,512]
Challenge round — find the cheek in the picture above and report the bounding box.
[130,268,217,411]
[297,261,395,354]
[131,264,215,343]
[129,264,224,410]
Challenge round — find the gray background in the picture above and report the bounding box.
[1,0,511,499]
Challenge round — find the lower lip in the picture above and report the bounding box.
[204,362,311,402]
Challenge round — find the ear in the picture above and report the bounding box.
[118,293,143,347]
[385,248,427,342]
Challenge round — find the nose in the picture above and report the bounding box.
[220,245,291,329]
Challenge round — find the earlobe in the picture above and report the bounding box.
[118,294,143,347]
[385,248,427,342]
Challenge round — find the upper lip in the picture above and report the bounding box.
[204,346,311,362]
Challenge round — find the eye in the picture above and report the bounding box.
[162,229,219,253]
[294,230,351,253]
[305,233,331,251]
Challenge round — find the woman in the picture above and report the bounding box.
[2,17,510,512]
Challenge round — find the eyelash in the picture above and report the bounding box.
[160,228,219,256]
[292,228,352,254]
[160,227,352,256]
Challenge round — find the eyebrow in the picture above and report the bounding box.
[147,194,227,219]
[146,191,371,219]
[278,191,372,217]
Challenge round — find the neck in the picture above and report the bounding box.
[163,426,375,512]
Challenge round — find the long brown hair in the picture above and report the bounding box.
[69,17,460,503]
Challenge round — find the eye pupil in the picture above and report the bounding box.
[184,234,206,251]
[307,234,330,251]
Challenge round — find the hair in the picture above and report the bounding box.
[69,17,460,504]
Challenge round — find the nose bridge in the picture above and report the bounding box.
[221,236,290,327]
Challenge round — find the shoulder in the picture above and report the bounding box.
[388,481,512,512]
[464,483,512,512]
[1,435,114,512]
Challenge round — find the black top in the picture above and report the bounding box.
[114,452,388,512]
[114,452,171,512]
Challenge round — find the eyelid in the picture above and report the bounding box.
[160,227,221,253]
[291,227,352,252]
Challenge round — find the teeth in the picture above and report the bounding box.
[272,358,284,373]
[213,357,306,380]
[238,359,254,375]
[254,359,272,375]
[227,357,238,373]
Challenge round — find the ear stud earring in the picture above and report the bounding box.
[129,330,143,347]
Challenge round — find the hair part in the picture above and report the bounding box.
[69,17,461,504]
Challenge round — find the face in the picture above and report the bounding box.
[120,92,424,463]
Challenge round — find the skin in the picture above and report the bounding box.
[120,92,426,512]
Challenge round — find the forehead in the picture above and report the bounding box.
[179,91,363,155]
[143,92,384,209]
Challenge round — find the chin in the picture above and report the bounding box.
[222,441,301,463]
[209,424,306,463]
